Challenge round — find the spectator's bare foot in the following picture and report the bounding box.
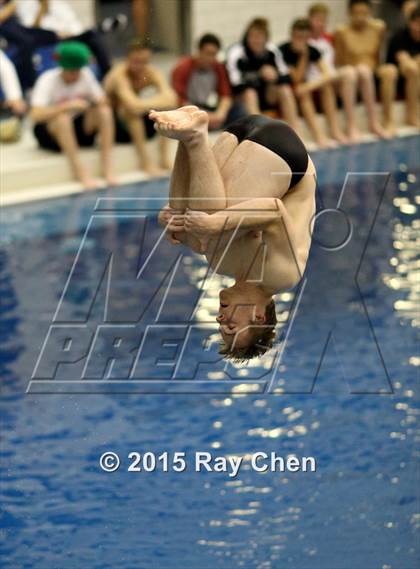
[82,177,99,191]
[317,137,338,149]
[331,130,349,145]
[347,126,362,144]
[144,162,166,177]
[105,173,119,187]
[369,121,391,139]
[384,121,397,137]
[149,106,208,143]
[78,167,98,190]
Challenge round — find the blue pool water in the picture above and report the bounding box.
[0,136,419,569]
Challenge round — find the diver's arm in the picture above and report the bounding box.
[184,198,285,235]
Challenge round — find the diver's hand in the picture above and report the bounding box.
[158,204,185,232]
[184,209,223,237]
[184,209,225,253]
[165,231,182,245]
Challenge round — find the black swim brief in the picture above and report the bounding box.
[225,115,308,189]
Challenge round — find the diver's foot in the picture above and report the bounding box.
[149,106,208,143]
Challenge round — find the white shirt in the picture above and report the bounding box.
[31,67,104,107]
[307,36,336,81]
[17,0,84,36]
[0,50,22,101]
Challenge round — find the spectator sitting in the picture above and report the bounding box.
[0,0,57,90]
[335,0,397,137]
[280,18,342,147]
[104,38,177,176]
[171,33,240,130]
[387,5,420,127]
[308,2,360,142]
[16,0,112,79]
[0,48,26,141]
[31,41,116,189]
[226,17,299,132]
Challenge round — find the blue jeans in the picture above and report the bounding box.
[0,17,56,89]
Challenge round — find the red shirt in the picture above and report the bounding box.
[171,56,231,106]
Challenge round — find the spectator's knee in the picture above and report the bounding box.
[378,64,398,82]
[341,65,357,82]
[242,88,258,101]
[96,103,112,121]
[356,64,372,80]
[278,84,293,97]
[401,63,418,78]
[47,112,72,132]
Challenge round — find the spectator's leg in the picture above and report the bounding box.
[46,113,96,188]
[0,20,35,89]
[400,62,419,127]
[240,88,260,115]
[356,63,390,139]
[0,21,57,89]
[169,141,189,210]
[277,84,300,133]
[120,109,162,176]
[337,65,360,142]
[84,103,116,185]
[158,136,171,170]
[319,81,348,144]
[74,29,111,79]
[297,91,333,148]
[376,63,398,134]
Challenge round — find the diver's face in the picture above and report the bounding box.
[216,288,265,350]
[350,3,371,29]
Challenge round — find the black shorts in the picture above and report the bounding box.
[114,112,156,143]
[225,114,308,189]
[33,114,96,152]
[236,76,291,112]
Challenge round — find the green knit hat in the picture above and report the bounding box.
[55,41,91,70]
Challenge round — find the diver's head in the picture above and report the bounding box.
[217,282,277,362]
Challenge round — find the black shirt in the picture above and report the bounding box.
[226,41,291,93]
[280,42,322,69]
[387,27,420,64]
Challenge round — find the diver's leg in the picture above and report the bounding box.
[150,106,227,212]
